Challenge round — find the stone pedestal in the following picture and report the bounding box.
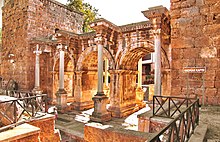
[90,93,111,123]
[149,84,154,101]
[103,85,110,103]
[56,89,67,110]
[136,87,146,108]
[32,87,43,94]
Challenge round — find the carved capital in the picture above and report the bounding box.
[152,29,161,36]
[94,36,104,45]
[56,43,67,52]
[33,44,42,55]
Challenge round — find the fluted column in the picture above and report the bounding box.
[137,59,142,88]
[33,44,42,93]
[97,42,104,94]
[91,35,111,122]
[104,58,109,88]
[154,29,161,96]
[56,44,67,109]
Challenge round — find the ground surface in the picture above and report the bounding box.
[200,106,220,141]
[55,105,220,142]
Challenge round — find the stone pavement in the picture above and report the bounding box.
[55,106,151,141]
[200,106,220,141]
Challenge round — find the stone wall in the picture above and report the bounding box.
[1,0,83,90]
[84,124,151,142]
[170,0,220,105]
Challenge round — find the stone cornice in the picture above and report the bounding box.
[90,18,121,32]
[119,21,152,32]
[30,37,57,44]
[142,6,169,19]
[56,29,79,38]
[79,31,96,39]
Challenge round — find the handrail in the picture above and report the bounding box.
[153,95,197,118]
[149,98,199,142]
[0,92,48,132]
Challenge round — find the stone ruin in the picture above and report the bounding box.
[0,0,219,121]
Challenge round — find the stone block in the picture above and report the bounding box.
[204,70,216,81]
[216,71,220,80]
[214,81,220,88]
[182,48,199,59]
[84,124,150,142]
[205,88,217,96]
[206,59,218,69]
[204,0,219,5]
[195,36,210,47]
[171,86,182,96]
[172,48,182,60]
[0,123,40,142]
[196,0,204,6]
[28,114,60,142]
[205,81,214,88]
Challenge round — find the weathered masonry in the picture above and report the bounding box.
[1,0,171,117]
[170,0,220,105]
[1,0,219,120]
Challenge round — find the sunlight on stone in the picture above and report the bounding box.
[122,104,151,131]
[86,122,113,129]
[74,104,111,123]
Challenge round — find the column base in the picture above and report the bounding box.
[108,103,137,118]
[90,94,111,123]
[71,101,94,111]
[32,87,42,94]
[136,87,145,107]
[56,89,67,111]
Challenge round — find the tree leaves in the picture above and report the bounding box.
[67,0,100,32]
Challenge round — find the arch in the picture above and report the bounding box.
[76,45,115,71]
[118,41,154,70]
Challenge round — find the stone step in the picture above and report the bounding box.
[0,123,40,142]
[189,124,208,142]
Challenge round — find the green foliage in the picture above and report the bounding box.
[67,0,100,32]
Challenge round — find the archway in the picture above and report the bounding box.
[108,44,154,117]
[53,54,75,103]
[73,46,114,110]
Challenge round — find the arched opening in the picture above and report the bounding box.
[53,54,75,102]
[73,46,114,110]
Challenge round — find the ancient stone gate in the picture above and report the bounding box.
[1,0,171,117]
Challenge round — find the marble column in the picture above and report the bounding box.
[33,44,42,93]
[137,59,142,89]
[91,36,111,122]
[136,59,145,107]
[104,58,109,88]
[56,44,67,110]
[103,58,110,98]
[154,29,161,96]
[97,43,104,94]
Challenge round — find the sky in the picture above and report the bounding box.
[0,0,170,27]
[58,0,170,25]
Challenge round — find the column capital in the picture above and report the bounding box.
[94,35,105,45]
[152,29,161,36]
[33,44,42,55]
[56,43,68,51]
[75,71,84,75]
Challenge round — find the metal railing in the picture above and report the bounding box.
[0,91,48,132]
[149,96,199,142]
[153,95,197,118]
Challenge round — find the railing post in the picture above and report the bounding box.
[45,95,48,113]
[153,96,155,116]
[196,99,199,125]
[13,101,17,123]
[31,99,35,117]
[168,97,170,117]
